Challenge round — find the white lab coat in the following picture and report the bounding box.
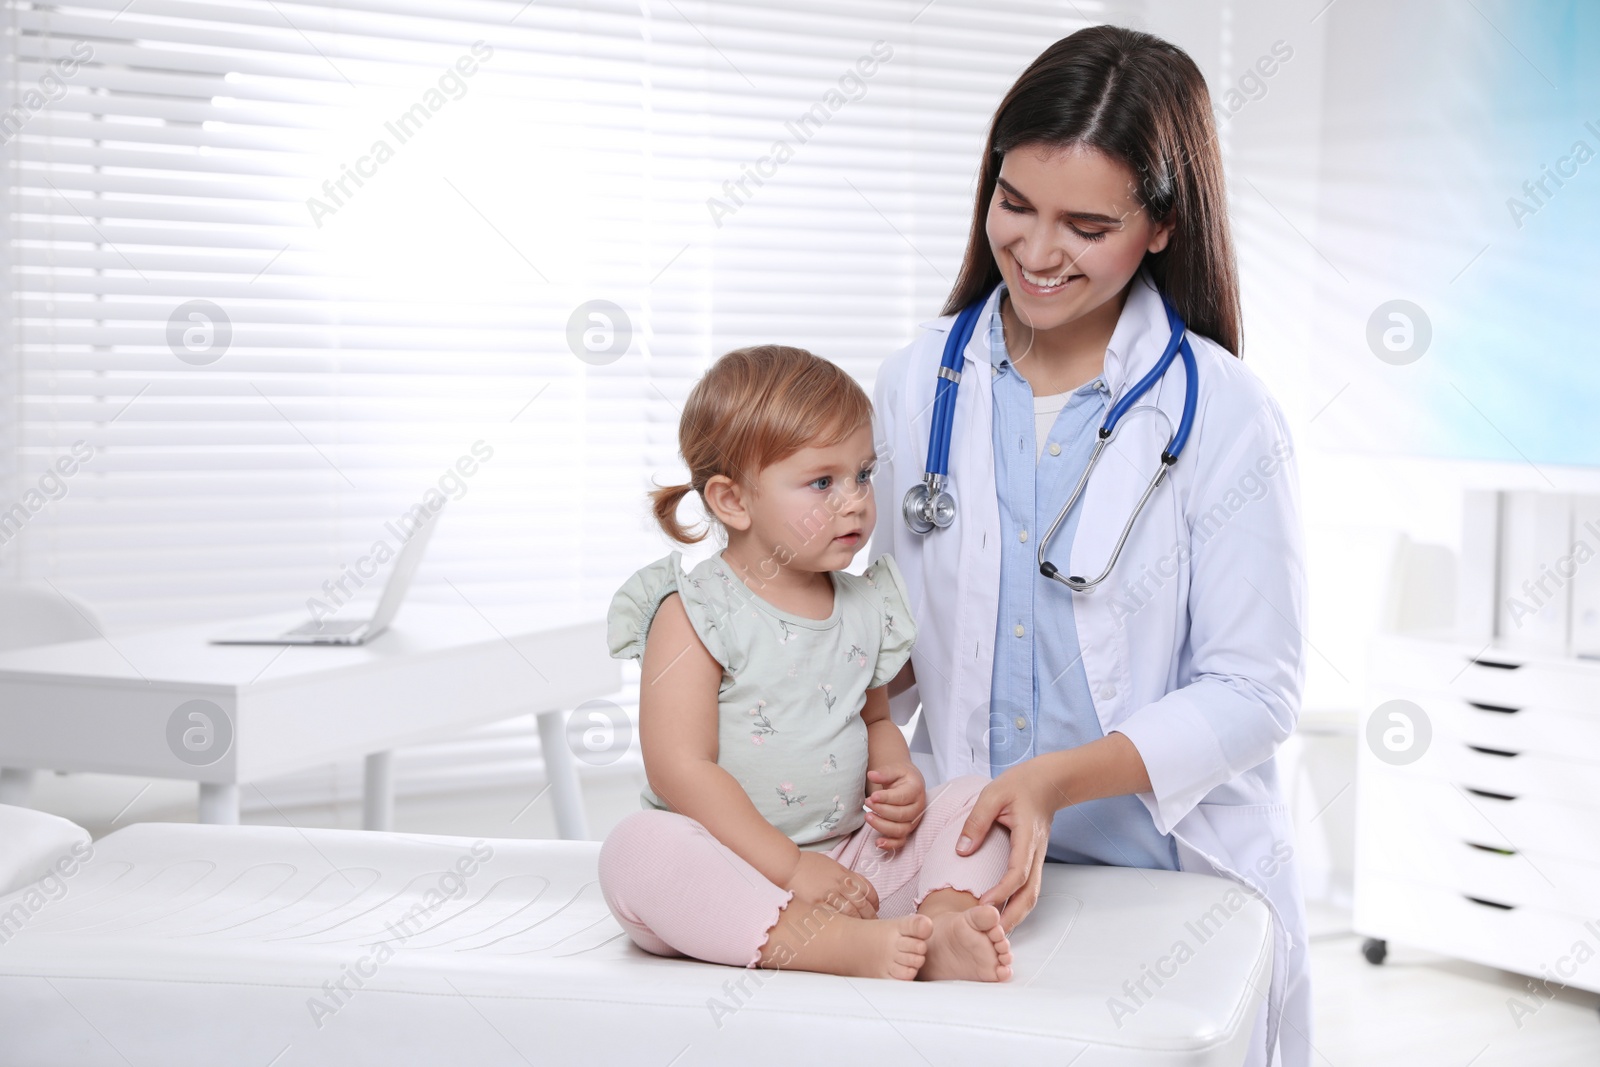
[869,272,1311,1067]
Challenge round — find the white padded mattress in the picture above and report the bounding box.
[0,822,1271,1066]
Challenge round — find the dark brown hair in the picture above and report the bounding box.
[942,24,1242,356]
[650,345,872,544]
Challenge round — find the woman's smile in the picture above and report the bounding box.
[1013,257,1085,296]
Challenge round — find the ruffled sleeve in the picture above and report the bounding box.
[605,553,685,662]
[862,552,916,688]
[605,551,734,672]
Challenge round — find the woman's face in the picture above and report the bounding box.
[985,142,1174,331]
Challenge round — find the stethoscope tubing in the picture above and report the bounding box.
[907,284,1200,594]
[927,298,985,478]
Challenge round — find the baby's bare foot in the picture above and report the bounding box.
[917,904,1013,982]
[876,913,935,980]
[759,908,932,981]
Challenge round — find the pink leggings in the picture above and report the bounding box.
[598,774,1011,968]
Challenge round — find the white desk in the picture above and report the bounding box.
[0,605,619,835]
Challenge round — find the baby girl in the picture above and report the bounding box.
[598,343,1014,982]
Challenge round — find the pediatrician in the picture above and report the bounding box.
[869,25,1310,1067]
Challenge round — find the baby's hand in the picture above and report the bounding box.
[865,762,927,852]
[783,852,879,919]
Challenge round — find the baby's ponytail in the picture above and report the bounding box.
[648,479,709,545]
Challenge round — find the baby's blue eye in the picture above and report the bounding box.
[812,468,874,491]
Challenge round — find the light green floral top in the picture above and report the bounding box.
[606,549,916,852]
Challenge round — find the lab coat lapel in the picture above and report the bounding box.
[953,287,1004,780]
[940,285,1004,777]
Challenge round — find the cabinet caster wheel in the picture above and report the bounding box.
[1361,938,1387,965]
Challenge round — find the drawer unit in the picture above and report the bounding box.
[1357,635,1600,995]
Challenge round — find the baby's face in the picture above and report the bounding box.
[749,423,877,572]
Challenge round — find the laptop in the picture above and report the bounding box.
[210,508,441,646]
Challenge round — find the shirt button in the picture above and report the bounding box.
[1099,684,1117,700]
[1014,624,1025,637]
[1014,716,1027,730]
[1048,442,1061,456]
[1018,528,1028,543]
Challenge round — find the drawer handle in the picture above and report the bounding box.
[1464,895,1515,911]
[1468,657,1522,670]
[1466,701,1520,714]
[1466,745,1519,758]
[1463,786,1517,801]
[1465,841,1516,856]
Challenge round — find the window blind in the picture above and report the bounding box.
[0,0,1104,809]
[2,0,1102,632]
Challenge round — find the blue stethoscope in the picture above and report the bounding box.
[901,285,1199,592]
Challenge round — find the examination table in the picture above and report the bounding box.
[0,805,1272,1065]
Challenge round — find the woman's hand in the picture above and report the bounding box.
[782,851,880,919]
[956,733,1154,933]
[863,761,926,852]
[954,759,1059,934]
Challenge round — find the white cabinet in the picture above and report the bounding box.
[1356,634,1600,997]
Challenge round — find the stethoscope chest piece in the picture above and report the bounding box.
[902,476,955,534]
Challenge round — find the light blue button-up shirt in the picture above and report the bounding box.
[985,285,1179,871]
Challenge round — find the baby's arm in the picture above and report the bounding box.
[860,686,927,850]
[638,591,802,887]
[886,658,915,698]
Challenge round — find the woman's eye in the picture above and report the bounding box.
[1000,196,1107,242]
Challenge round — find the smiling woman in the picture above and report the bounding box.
[869,23,1309,1067]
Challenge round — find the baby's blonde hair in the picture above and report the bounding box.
[650,344,872,545]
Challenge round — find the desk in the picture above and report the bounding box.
[0,605,619,835]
